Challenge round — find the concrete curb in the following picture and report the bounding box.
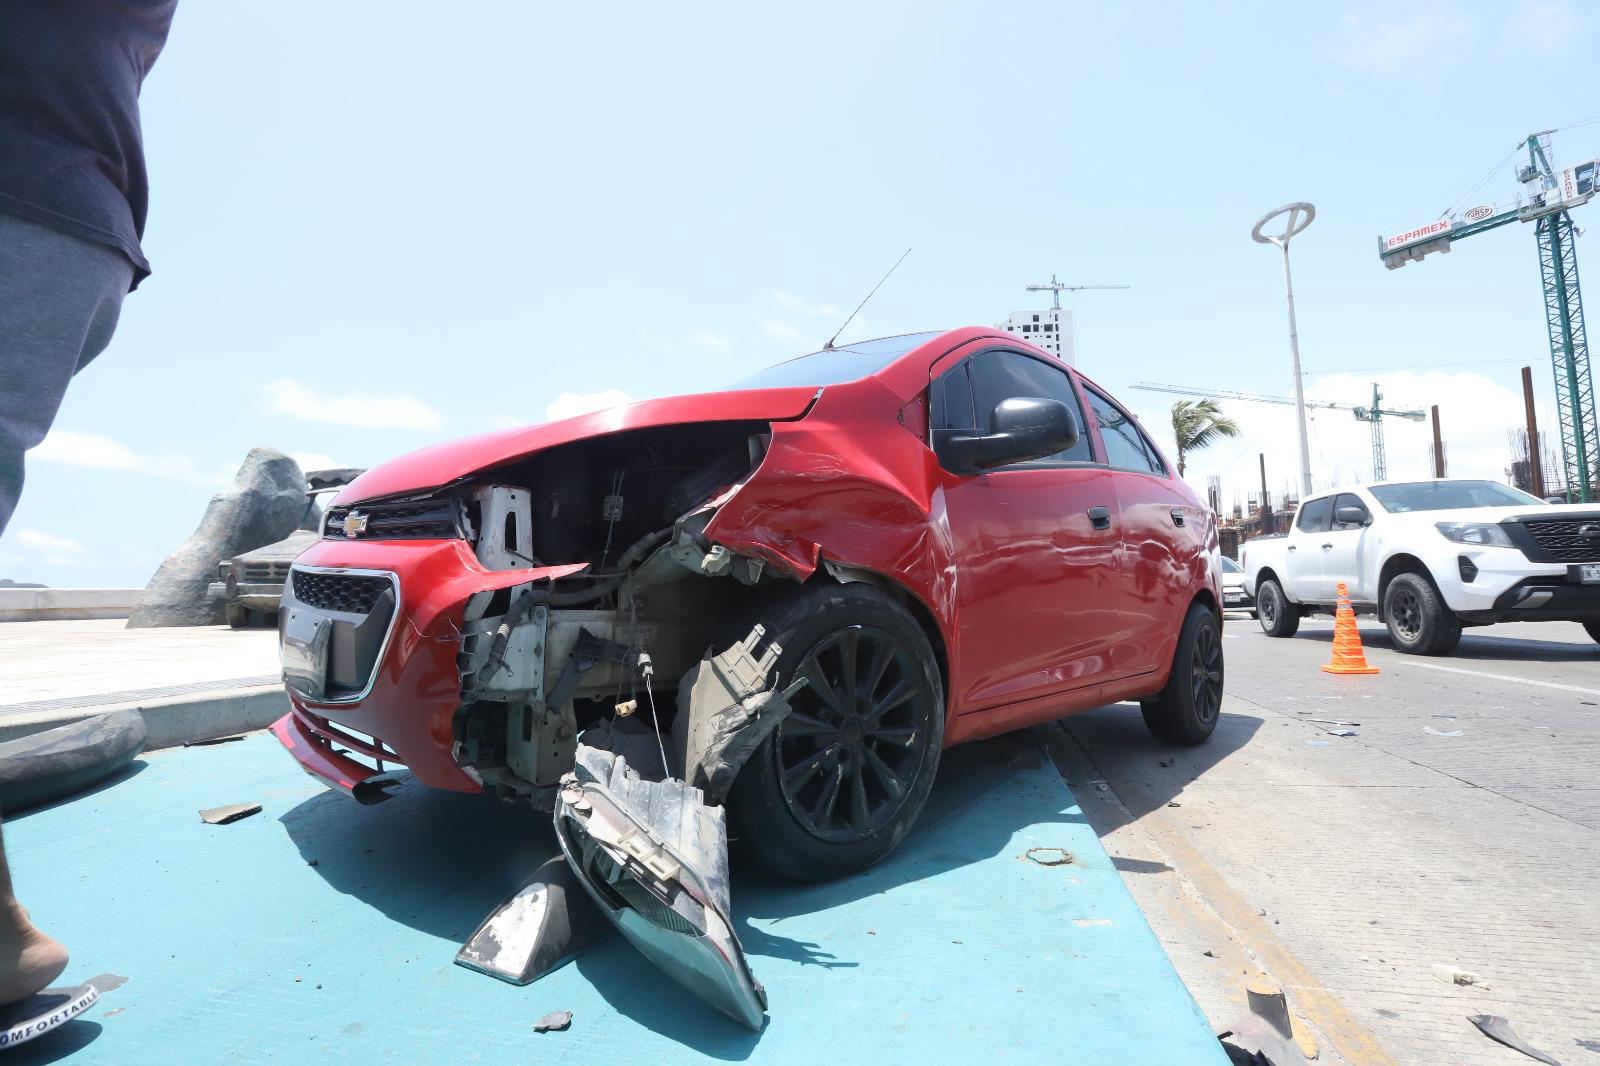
[0,588,142,622]
[0,686,289,750]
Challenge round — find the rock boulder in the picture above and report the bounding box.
[127,448,306,627]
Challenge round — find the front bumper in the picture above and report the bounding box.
[1222,585,1254,610]
[271,537,584,797]
[1458,573,1600,623]
[1436,544,1584,614]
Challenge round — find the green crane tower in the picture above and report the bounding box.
[1379,131,1598,502]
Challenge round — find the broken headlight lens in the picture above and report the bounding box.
[1434,521,1512,547]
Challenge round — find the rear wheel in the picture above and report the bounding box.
[1140,603,1223,746]
[726,582,944,882]
[225,603,252,629]
[1256,578,1300,637]
[1382,571,1461,655]
[1582,619,1600,644]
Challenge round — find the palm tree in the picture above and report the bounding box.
[1170,398,1240,477]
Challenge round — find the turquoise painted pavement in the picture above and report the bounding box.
[5,730,1226,1064]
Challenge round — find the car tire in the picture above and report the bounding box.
[1582,619,1600,644]
[1140,603,1224,746]
[1256,578,1300,638]
[226,603,251,629]
[725,581,944,883]
[1247,609,1259,619]
[1382,571,1461,655]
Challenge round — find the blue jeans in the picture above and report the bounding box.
[0,210,134,536]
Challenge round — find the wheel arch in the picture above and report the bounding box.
[1377,552,1437,621]
[817,559,951,717]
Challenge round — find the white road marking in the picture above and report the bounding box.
[1404,661,1600,697]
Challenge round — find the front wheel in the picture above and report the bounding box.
[726,582,944,882]
[1256,578,1300,637]
[1141,603,1223,746]
[1382,571,1461,655]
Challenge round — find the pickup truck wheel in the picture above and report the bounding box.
[225,603,252,629]
[1140,603,1223,746]
[726,583,944,882]
[1382,572,1461,655]
[1256,579,1300,637]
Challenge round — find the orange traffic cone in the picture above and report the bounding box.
[1321,582,1379,675]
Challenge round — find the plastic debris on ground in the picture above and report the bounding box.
[1430,963,1487,988]
[1423,727,1465,737]
[533,1010,572,1033]
[199,802,262,825]
[1467,1014,1560,1064]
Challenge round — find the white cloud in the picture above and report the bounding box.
[760,319,807,343]
[686,329,731,351]
[488,415,526,430]
[1334,5,1475,71]
[10,528,87,566]
[773,291,840,318]
[261,378,445,431]
[546,389,635,422]
[31,430,225,486]
[289,452,341,472]
[637,328,732,353]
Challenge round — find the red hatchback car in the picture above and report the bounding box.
[273,327,1223,880]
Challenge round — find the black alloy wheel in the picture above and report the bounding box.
[1388,583,1423,642]
[1189,621,1223,728]
[776,625,932,844]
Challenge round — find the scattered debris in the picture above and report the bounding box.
[1072,919,1113,927]
[455,855,611,986]
[1431,963,1486,988]
[306,858,319,867]
[1304,740,1331,747]
[184,735,246,747]
[1167,801,1182,807]
[1203,950,1218,958]
[533,1010,572,1033]
[1216,983,1309,1066]
[1325,729,1358,737]
[1307,719,1360,726]
[103,1008,125,1018]
[199,802,262,825]
[1467,1015,1560,1065]
[1423,727,1464,738]
[1023,847,1073,867]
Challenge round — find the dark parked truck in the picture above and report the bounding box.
[271,327,1224,1026]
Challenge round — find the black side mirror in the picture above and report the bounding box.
[1334,504,1369,526]
[935,397,1080,475]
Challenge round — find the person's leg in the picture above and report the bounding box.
[0,212,134,1002]
[0,210,134,537]
[0,818,68,1003]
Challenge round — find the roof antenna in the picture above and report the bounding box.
[823,247,911,350]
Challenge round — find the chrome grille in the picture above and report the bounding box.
[240,561,291,583]
[324,497,459,541]
[290,571,392,614]
[1522,517,1600,563]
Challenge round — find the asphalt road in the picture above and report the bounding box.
[1054,613,1600,1066]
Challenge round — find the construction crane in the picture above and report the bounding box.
[1130,381,1426,481]
[1025,273,1129,309]
[1378,131,1598,501]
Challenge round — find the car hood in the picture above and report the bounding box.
[1382,504,1585,526]
[334,386,821,505]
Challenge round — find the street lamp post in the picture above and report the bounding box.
[1252,202,1317,499]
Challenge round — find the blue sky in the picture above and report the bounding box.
[5,0,1599,586]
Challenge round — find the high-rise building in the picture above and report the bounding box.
[995,306,1075,365]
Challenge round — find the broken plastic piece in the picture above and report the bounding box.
[1216,984,1308,1066]
[1424,726,1464,737]
[455,856,612,986]
[1467,1015,1560,1065]
[200,802,262,825]
[673,624,807,804]
[1430,963,1486,988]
[533,1009,573,1033]
[554,745,766,1031]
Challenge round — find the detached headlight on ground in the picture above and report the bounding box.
[1435,521,1513,547]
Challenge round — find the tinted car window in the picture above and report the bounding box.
[1219,556,1242,573]
[1083,386,1164,474]
[1296,496,1334,533]
[933,361,978,431]
[724,332,943,390]
[966,349,1093,462]
[1332,493,1371,529]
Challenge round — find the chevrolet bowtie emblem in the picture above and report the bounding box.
[342,512,369,538]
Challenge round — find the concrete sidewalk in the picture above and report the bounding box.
[0,620,284,747]
[6,731,1227,1064]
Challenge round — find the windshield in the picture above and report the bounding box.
[1219,556,1242,573]
[723,332,942,390]
[1368,480,1542,513]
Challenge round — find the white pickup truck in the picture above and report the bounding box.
[1241,479,1600,654]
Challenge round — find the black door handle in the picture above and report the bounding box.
[1287,544,1298,552]
[1088,506,1112,530]
[1171,509,1186,527]
[1322,543,1333,550]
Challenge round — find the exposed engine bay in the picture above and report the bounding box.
[323,421,799,810]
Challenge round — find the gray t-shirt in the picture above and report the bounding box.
[0,0,177,289]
